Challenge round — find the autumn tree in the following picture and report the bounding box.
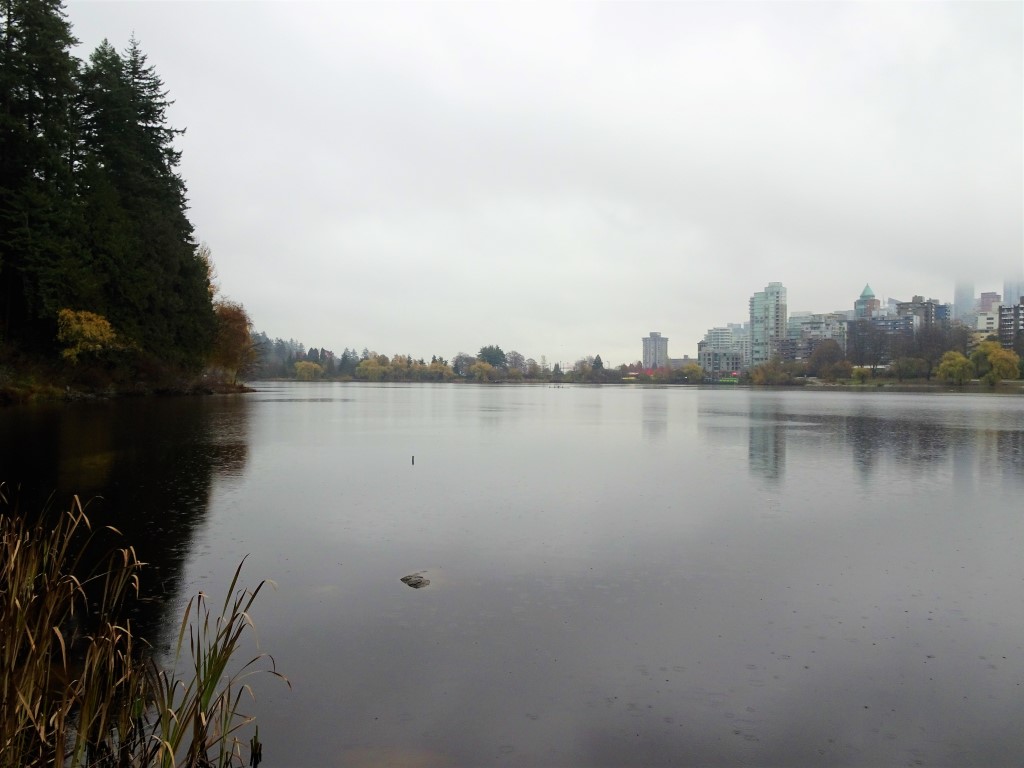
[806,340,845,380]
[57,308,125,364]
[889,356,928,382]
[209,300,256,384]
[505,349,526,374]
[451,352,476,377]
[985,348,1020,385]
[294,361,323,380]
[426,358,454,381]
[971,341,1020,387]
[912,325,970,380]
[680,362,704,383]
[469,360,498,382]
[747,359,803,386]
[936,351,973,386]
[355,357,385,381]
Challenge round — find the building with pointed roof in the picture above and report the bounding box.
[854,284,881,319]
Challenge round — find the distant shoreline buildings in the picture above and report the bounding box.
[648,275,1024,377]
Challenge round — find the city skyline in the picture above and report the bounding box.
[667,276,1023,368]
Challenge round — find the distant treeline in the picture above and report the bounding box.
[1,2,253,388]
[250,335,676,384]
[252,324,1023,388]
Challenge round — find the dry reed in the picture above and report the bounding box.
[0,484,287,767]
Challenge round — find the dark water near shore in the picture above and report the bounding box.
[3,384,1024,766]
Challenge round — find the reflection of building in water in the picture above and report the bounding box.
[641,389,668,440]
[748,422,785,482]
[747,399,786,482]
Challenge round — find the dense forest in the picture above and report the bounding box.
[0,0,248,390]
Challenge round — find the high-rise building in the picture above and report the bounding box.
[783,312,849,357]
[896,295,939,328]
[999,299,1024,349]
[979,291,1002,313]
[728,322,751,366]
[954,279,975,322]
[749,282,787,366]
[1004,276,1024,307]
[698,326,744,378]
[702,327,735,349]
[642,331,669,370]
[786,312,814,340]
[846,315,917,366]
[854,284,881,319]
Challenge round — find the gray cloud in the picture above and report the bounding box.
[67,1,1022,364]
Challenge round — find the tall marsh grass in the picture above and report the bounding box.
[0,484,286,767]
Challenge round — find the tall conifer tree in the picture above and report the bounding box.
[0,0,79,345]
[76,37,214,369]
[2,4,215,372]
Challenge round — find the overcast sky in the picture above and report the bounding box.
[66,1,1022,366]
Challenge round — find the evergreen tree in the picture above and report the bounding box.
[76,37,214,369]
[2,6,216,378]
[0,0,80,346]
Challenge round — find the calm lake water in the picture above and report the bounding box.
[3,383,1024,767]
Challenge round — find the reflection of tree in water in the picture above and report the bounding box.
[0,396,250,647]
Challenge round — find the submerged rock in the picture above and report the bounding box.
[400,572,430,589]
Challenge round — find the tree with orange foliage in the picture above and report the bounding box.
[210,300,256,384]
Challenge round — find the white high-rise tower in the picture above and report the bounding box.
[642,332,669,370]
[749,282,787,366]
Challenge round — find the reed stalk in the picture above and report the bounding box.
[0,484,286,767]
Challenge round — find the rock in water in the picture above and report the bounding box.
[401,573,430,589]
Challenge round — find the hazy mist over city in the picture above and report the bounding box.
[66,1,1023,365]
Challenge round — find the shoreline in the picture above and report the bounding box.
[4,373,1021,406]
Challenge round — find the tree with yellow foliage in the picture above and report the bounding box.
[56,309,125,364]
[936,351,973,386]
[294,361,323,381]
[970,340,1021,386]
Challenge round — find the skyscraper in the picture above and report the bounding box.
[979,291,1002,313]
[954,279,975,322]
[1004,275,1024,306]
[642,332,669,370]
[854,284,881,319]
[749,282,787,366]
